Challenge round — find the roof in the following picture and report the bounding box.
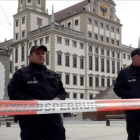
[94,85,120,99]
[54,0,89,22]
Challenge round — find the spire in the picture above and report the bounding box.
[138,36,140,48]
[51,5,55,23]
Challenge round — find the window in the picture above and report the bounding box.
[106,38,109,43]
[80,58,84,69]
[16,33,18,40]
[22,17,25,24]
[15,66,18,72]
[100,36,103,41]
[112,51,115,57]
[111,27,114,32]
[101,78,104,87]
[94,34,98,40]
[112,61,115,74]
[88,18,92,24]
[21,46,24,61]
[88,32,92,38]
[107,60,110,73]
[89,45,92,52]
[40,38,43,45]
[112,80,116,85]
[46,53,49,65]
[90,95,93,100]
[34,40,37,45]
[116,29,119,34]
[21,0,23,4]
[80,77,84,86]
[46,37,49,43]
[80,43,83,49]
[117,53,120,59]
[10,62,12,73]
[57,37,62,44]
[117,62,120,74]
[100,23,103,29]
[73,93,77,99]
[80,93,84,99]
[37,0,40,4]
[106,25,109,30]
[65,56,69,67]
[89,77,93,87]
[16,20,19,27]
[123,54,126,59]
[22,30,25,38]
[73,57,77,68]
[65,39,69,46]
[95,57,98,71]
[116,41,119,46]
[101,58,104,72]
[89,56,92,70]
[95,77,99,87]
[66,75,70,84]
[101,49,104,55]
[57,54,61,65]
[94,21,98,27]
[68,22,71,28]
[75,20,78,25]
[66,93,69,98]
[58,74,62,81]
[29,43,32,49]
[107,79,110,87]
[73,76,77,85]
[107,50,109,56]
[15,49,18,63]
[73,41,77,47]
[95,48,98,53]
[111,39,114,44]
[37,18,42,26]
[128,54,130,60]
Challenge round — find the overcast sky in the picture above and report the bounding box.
[0,0,139,48]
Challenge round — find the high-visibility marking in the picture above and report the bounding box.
[0,99,140,116]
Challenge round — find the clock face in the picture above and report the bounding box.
[100,3,108,18]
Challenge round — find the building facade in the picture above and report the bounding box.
[0,0,134,100]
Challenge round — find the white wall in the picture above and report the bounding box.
[0,62,5,99]
[30,13,49,31]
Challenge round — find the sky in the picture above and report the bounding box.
[0,0,140,48]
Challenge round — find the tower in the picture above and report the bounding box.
[18,0,46,13]
[13,0,50,42]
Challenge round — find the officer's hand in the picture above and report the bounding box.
[53,98,59,100]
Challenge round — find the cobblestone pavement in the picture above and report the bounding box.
[0,115,127,140]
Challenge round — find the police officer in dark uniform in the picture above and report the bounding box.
[8,45,67,140]
[114,48,140,140]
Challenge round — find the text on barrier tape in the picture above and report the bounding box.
[0,99,140,115]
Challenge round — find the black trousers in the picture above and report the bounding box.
[126,110,140,140]
[126,120,140,140]
[19,114,65,140]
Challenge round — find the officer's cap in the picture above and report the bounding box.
[30,45,47,55]
[131,48,140,58]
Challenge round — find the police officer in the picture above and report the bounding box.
[114,48,140,140]
[8,45,66,140]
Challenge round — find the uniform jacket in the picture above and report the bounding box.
[114,64,140,120]
[114,64,140,99]
[8,62,67,100]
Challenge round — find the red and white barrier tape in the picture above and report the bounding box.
[0,99,140,116]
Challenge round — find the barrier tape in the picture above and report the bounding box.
[0,99,140,116]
